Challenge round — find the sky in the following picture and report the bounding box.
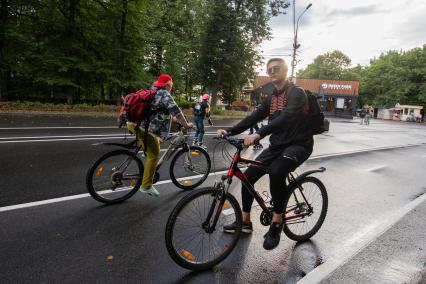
[259,0,426,75]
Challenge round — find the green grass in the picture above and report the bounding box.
[0,101,118,113]
[0,100,249,117]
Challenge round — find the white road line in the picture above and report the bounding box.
[1,143,425,212]
[0,126,118,130]
[0,169,229,213]
[297,192,426,284]
[309,143,426,160]
[0,125,234,130]
[366,165,388,172]
[0,134,128,140]
[0,137,125,144]
[0,133,219,143]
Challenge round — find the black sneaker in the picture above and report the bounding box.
[223,221,253,234]
[263,222,283,250]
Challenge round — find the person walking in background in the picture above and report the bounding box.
[364,109,370,125]
[193,93,211,149]
[360,109,366,125]
[364,111,370,125]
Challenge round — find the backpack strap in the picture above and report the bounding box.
[142,119,149,156]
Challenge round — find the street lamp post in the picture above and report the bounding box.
[290,3,312,82]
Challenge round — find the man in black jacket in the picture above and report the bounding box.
[217,58,313,250]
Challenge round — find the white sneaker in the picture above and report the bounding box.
[198,143,207,150]
[139,186,160,197]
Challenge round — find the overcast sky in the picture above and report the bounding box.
[259,0,426,75]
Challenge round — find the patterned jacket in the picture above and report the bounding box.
[146,87,182,139]
[226,81,313,149]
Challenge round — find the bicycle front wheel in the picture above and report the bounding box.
[283,176,328,241]
[169,146,211,190]
[165,187,242,271]
[86,150,143,204]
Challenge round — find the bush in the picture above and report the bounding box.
[0,100,118,113]
[210,106,225,115]
[173,96,194,110]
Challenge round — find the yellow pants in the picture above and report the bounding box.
[127,123,160,189]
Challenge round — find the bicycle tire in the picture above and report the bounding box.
[169,146,211,190]
[283,176,328,242]
[86,149,143,204]
[165,187,242,271]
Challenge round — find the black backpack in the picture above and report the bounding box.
[193,102,203,116]
[306,91,329,135]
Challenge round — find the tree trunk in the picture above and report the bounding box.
[101,83,105,101]
[116,0,128,96]
[66,87,74,105]
[211,72,223,107]
[0,0,9,100]
[154,44,163,76]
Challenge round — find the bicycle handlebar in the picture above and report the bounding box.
[213,135,245,148]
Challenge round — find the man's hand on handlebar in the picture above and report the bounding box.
[185,122,194,129]
[243,134,260,147]
[217,129,228,137]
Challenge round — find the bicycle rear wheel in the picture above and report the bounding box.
[169,146,211,190]
[165,187,242,271]
[86,150,143,204]
[283,176,328,241]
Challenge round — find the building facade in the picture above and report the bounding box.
[296,78,360,118]
[248,77,360,117]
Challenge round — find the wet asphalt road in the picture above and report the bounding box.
[0,113,426,283]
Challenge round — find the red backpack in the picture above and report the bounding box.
[119,89,157,125]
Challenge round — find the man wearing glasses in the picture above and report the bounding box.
[217,58,313,250]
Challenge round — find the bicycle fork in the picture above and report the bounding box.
[202,177,230,233]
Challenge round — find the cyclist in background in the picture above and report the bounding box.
[127,74,193,197]
[192,93,211,149]
[217,58,313,250]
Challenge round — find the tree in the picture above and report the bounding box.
[199,0,289,106]
[1,0,289,106]
[361,46,426,108]
[297,50,359,80]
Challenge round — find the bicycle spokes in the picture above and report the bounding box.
[90,152,142,202]
[284,178,326,239]
[168,188,241,267]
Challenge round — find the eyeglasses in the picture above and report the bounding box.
[267,66,281,75]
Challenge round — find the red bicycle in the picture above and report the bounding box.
[165,136,328,271]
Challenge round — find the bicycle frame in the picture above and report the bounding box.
[207,140,323,231]
[103,127,190,166]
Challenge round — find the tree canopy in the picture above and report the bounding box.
[0,0,289,105]
[297,47,426,109]
[297,50,361,81]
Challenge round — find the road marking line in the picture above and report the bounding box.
[0,134,129,140]
[309,143,426,160]
[297,192,426,284]
[0,133,219,143]
[1,143,425,212]
[0,126,118,130]
[0,137,126,144]
[366,165,388,172]
[0,125,231,130]
[0,169,230,213]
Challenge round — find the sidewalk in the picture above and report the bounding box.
[300,195,426,284]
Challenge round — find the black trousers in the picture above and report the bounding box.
[241,144,312,214]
